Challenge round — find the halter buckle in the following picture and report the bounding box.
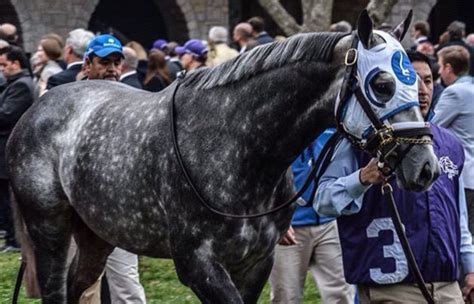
[345,48,358,66]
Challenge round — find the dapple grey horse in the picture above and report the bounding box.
[7,11,438,303]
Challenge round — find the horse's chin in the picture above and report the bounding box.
[395,170,430,192]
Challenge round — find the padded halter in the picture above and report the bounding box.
[335,32,432,172]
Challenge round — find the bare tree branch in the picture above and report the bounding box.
[303,0,334,32]
[259,0,335,35]
[366,0,399,26]
[257,0,302,36]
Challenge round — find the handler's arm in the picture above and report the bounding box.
[314,139,372,217]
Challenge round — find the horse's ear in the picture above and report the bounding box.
[391,10,413,41]
[357,9,374,49]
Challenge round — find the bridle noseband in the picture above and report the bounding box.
[336,33,433,174]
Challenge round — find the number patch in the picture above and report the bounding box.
[366,218,408,284]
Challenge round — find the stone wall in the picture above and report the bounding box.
[3,0,438,53]
[176,0,229,40]
[384,0,437,46]
[7,0,230,53]
[10,0,99,52]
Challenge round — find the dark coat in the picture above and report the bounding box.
[255,32,274,45]
[137,60,148,84]
[167,59,182,81]
[120,72,143,89]
[0,70,34,178]
[46,63,82,90]
[143,75,167,92]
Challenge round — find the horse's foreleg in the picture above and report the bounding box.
[173,252,243,304]
[233,255,275,304]
[67,216,113,303]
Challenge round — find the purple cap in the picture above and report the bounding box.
[175,39,208,57]
[85,34,123,59]
[152,39,168,50]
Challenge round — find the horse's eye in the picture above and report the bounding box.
[370,72,396,103]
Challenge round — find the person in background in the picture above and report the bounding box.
[125,41,148,85]
[151,39,168,53]
[329,20,352,33]
[46,28,94,90]
[0,23,19,47]
[33,37,63,96]
[143,49,170,92]
[432,45,474,245]
[0,39,9,91]
[248,16,273,45]
[0,46,35,253]
[120,46,142,89]
[436,21,474,76]
[151,39,183,81]
[410,21,431,50]
[467,33,474,48]
[176,39,208,71]
[41,33,66,69]
[206,26,238,67]
[315,49,474,303]
[269,129,355,304]
[166,41,183,81]
[233,23,257,54]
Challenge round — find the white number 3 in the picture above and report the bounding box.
[366,217,409,284]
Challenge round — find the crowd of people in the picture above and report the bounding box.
[0,13,473,304]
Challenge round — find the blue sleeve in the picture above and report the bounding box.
[291,129,335,204]
[459,179,474,274]
[314,138,371,217]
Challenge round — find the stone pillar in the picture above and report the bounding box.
[384,0,437,46]
[176,0,229,41]
[10,0,100,53]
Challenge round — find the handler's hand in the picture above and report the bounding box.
[463,272,474,303]
[359,158,387,186]
[279,226,297,246]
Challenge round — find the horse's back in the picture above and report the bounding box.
[7,80,174,254]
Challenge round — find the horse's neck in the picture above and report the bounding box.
[175,62,341,209]
[230,62,340,169]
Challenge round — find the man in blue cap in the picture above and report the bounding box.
[176,39,208,71]
[84,34,124,81]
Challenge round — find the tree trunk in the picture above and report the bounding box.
[301,0,334,32]
[366,0,399,27]
[257,0,302,36]
[257,0,334,36]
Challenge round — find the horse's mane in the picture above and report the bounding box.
[181,32,349,90]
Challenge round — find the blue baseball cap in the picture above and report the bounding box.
[152,39,168,50]
[175,39,208,57]
[85,34,123,59]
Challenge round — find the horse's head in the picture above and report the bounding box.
[335,10,439,191]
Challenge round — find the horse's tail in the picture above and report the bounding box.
[10,189,41,299]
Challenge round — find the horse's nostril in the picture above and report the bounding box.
[419,161,433,185]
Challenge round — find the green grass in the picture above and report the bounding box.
[0,250,320,303]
